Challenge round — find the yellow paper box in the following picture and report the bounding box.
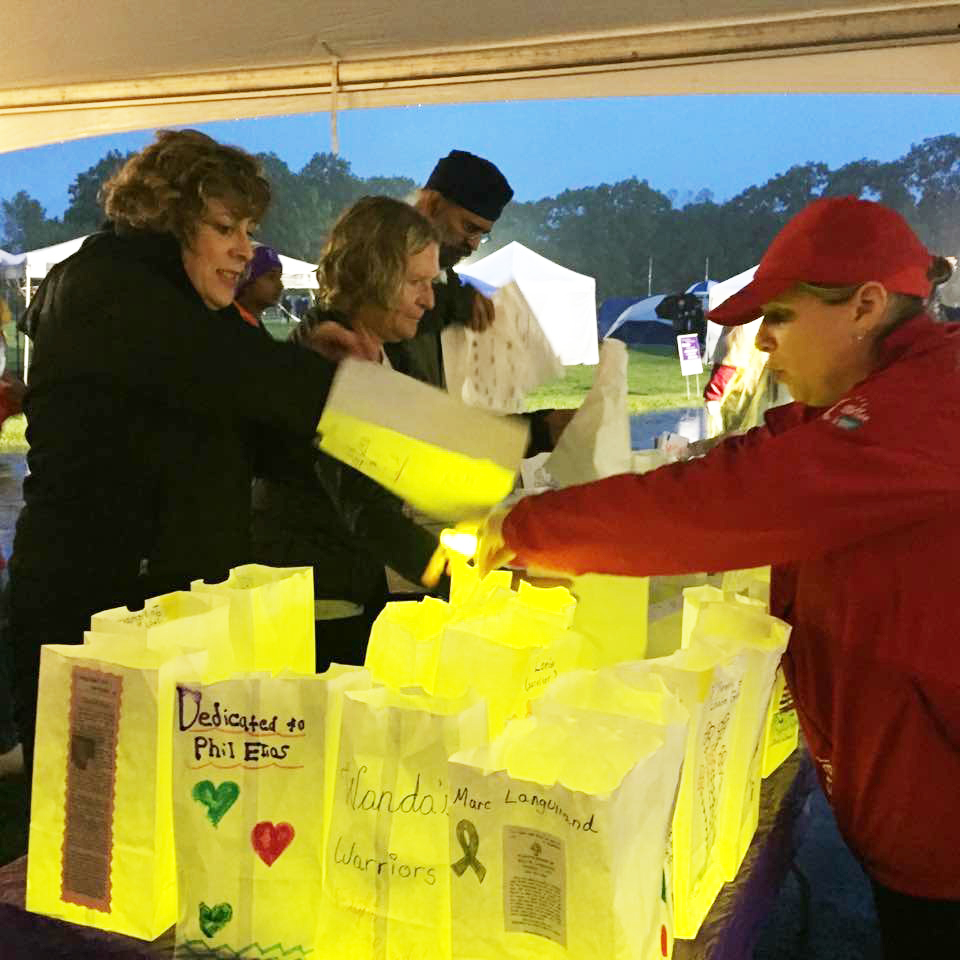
[171,667,370,958]
[447,708,685,960]
[317,685,488,960]
[27,641,203,940]
[190,563,315,674]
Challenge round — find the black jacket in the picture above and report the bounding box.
[12,226,332,606]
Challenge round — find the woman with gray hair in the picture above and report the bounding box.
[7,129,368,774]
[252,195,444,668]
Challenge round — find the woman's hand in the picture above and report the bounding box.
[301,322,381,362]
[476,507,516,578]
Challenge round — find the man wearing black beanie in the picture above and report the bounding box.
[387,150,513,386]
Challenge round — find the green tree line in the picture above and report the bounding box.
[3,135,959,302]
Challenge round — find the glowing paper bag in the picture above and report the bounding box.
[683,597,791,878]
[720,566,771,607]
[317,357,529,521]
[90,590,234,680]
[171,667,370,958]
[27,640,203,939]
[317,686,488,960]
[533,668,691,958]
[191,563,314,673]
[760,666,799,777]
[365,597,454,690]
[569,573,649,666]
[646,574,722,659]
[448,709,685,960]
[716,567,800,777]
[433,607,583,737]
[622,640,749,940]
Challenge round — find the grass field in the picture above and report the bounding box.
[527,345,701,413]
[0,347,698,456]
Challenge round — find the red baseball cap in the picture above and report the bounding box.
[708,196,934,326]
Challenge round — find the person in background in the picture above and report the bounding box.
[252,196,448,668]
[234,244,284,329]
[473,196,960,957]
[0,297,25,773]
[407,149,573,452]
[6,129,373,777]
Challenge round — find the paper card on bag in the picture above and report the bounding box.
[317,358,529,520]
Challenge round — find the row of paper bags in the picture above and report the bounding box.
[26,560,798,959]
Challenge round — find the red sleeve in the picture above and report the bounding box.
[502,376,960,577]
[703,364,737,401]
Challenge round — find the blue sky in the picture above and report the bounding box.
[0,93,957,217]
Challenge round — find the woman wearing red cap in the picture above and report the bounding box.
[476,196,959,954]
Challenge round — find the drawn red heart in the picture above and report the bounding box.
[251,821,295,867]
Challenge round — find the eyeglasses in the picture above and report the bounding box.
[460,218,491,245]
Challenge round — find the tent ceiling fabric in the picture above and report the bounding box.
[2,1,959,153]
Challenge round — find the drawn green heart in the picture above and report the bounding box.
[192,780,239,827]
[198,900,233,938]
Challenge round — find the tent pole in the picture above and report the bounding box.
[330,58,340,155]
[22,269,31,384]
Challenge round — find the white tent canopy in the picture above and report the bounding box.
[1,2,959,153]
[705,264,758,361]
[0,235,319,291]
[456,241,598,365]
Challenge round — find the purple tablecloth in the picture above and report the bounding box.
[0,749,814,960]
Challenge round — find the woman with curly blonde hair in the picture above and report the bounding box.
[8,129,362,777]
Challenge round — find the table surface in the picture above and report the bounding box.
[0,748,813,960]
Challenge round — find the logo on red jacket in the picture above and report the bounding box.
[823,396,870,431]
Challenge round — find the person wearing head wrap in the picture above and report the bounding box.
[470,197,960,954]
[397,150,573,453]
[234,244,284,328]
[392,150,512,387]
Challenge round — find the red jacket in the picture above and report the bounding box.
[504,313,960,898]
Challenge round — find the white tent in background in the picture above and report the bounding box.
[705,265,758,362]
[276,253,319,290]
[2,236,319,291]
[456,241,598,366]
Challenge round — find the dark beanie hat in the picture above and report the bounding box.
[425,150,514,222]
